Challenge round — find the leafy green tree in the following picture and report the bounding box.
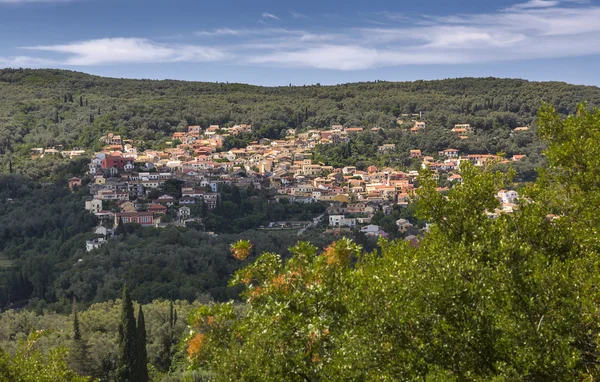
[184,104,600,381]
[0,332,92,382]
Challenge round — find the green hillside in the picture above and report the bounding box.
[2,68,600,178]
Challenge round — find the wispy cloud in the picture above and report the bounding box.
[291,11,309,19]
[505,0,560,10]
[0,56,57,66]
[195,28,298,37]
[262,12,280,21]
[5,1,600,70]
[21,38,227,65]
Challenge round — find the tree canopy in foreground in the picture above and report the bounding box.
[184,103,600,381]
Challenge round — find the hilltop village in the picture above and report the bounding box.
[66,119,527,251]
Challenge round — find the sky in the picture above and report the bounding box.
[0,0,599,86]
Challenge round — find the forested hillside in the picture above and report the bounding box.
[3,103,600,381]
[2,69,600,178]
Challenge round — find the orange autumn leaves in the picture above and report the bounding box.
[186,239,362,367]
[230,239,253,261]
[186,333,206,359]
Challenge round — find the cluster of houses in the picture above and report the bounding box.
[76,120,525,251]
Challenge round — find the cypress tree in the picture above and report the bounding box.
[69,298,90,376]
[73,301,81,341]
[79,95,83,107]
[85,98,88,107]
[136,305,149,382]
[115,217,125,236]
[116,285,137,382]
[232,185,241,206]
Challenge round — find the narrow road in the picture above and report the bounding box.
[298,213,325,236]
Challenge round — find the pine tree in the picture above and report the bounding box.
[136,306,149,382]
[116,286,137,382]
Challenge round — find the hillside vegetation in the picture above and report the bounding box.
[2,103,600,381]
[2,69,600,178]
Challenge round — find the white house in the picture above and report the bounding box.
[360,224,382,234]
[329,215,357,227]
[178,206,191,220]
[86,238,106,252]
[93,225,113,237]
[85,199,103,213]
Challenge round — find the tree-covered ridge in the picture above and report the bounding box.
[182,104,600,380]
[2,69,600,176]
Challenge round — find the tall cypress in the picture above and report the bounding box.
[169,301,174,328]
[69,298,90,376]
[116,285,137,382]
[136,305,149,382]
[73,302,81,341]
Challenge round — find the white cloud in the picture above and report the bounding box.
[506,0,560,10]
[291,11,309,19]
[7,1,600,71]
[0,56,57,66]
[195,28,298,37]
[262,12,280,20]
[248,2,600,70]
[22,38,227,65]
[195,28,242,37]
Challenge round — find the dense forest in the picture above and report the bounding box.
[0,170,335,311]
[2,69,600,178]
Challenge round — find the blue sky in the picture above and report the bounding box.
[0,0,599,86]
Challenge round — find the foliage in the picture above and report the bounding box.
[1,69,597,178]
[136,305,149,382]
[230,240,254,261]
[0,299,198,380]
[116,286,137,382]
[184,104,600,380]
[0,331,93,382]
